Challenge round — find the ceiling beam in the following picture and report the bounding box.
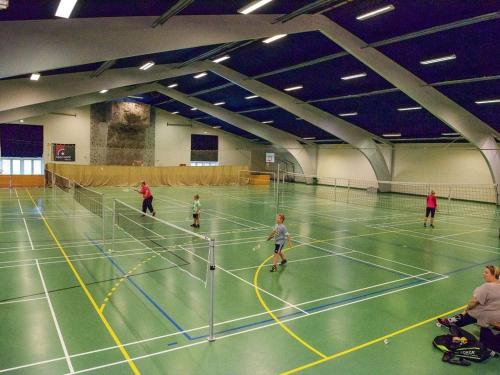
[0,14,322,79]
[89,60,117,78]
[317,16,500,190]
[151,0,195,28]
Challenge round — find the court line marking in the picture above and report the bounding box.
[281,304,467,374]
[35,259,74,373]
[26,191,141,375]
[0,296,47,305]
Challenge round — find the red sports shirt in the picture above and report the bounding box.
[140,185,152,199]
[426,195,437,208]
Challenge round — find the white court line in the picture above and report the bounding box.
[0,296,47,305]
[432,228,490,239]
[65,275,447,375]
[23,219,35,251]
[35,260,74,374]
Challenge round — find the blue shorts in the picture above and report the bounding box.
[274,243,284,254]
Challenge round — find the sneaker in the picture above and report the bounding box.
[280,259,287,265]
[270,265,277,272]
[152,211,156,217]
[430,224,434,228]
[190,224,195,227]
[424,223,426,227]
[196,224,200,228]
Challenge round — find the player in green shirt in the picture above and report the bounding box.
[191,194,201,228]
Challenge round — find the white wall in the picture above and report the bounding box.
[25,106,91,165]
[316,143,494,184]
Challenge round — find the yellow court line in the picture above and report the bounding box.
[27,191,141,375]
[281,304,466,374]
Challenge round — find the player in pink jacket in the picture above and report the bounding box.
[424,190,437,228]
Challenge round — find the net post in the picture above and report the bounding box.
[447,186,451,215]
[207,238,216,342]
[102,194,106,242]
[347,180,351,204]
[276,164,280,214]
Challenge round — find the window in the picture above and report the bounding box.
[23,159,32,175]
[190,161,219,167]
[33,159,42,175]
[1,159,10,175]
[12,159,20,175]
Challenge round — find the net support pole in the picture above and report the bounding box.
[276,164,280,214]
[102,197,106,242]
[207,238,216,342]
[112,199,116,253]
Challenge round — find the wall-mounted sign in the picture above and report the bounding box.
[52,143,75,162]
[265,152,275,163]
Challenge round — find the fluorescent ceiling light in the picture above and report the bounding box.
[213,125,222,129]
[295,118,303,120]
[30,73,40,81]
[397,106,422,111]
[356,5,395,21]
[190,107,198,111]
[383,133,401,137]
[127,96,143,99]
[263,34,287,44]
[245,95,259,99]
[442,132,460,136]
[55,0,77,18]
[213,55,230,63]
[238,0,273,14]
[303,137,316,140]
[99,89,108,94]
[204,131,208,134]
[341,73,367,80]
[214,101,225,106]
[420,54,456,65]
[20,119,24,123]
[475,99,500,104]
[167,83,178,88]
[194,72,207,79]
[139,61,155,70]
[171,111,179,115]
[338,112,358,117]
[284,85,303,92]
[262,120,274,124]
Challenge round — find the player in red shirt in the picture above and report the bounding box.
[137,181,156,217]
[424,190,437,228]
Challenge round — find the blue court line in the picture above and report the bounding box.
[85,234,194,340]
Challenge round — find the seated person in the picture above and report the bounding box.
[438,265,500,351]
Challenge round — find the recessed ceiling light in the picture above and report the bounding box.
[190,107,198,111]
[168,83,178,88]
[194,72,207,79]
[20,119,24,123]
[338,112,358,117]
[203,131,208,134]
[139,61,155,70]
[99,89,108,94]
[238,0,274,14]
[303,137,316,140]
[397,106,422,111]
[128,96,143,99]
[341,73,367,80]
[30,73,41,81]
[55,0,78,18]
[213,126,222,129]
[356,5,395,21]
[263,34,287,44]
[284,85,303,92]
[214,101,225,106]
[442,132,460,136]
[383,133,401,137]
[262,120,274,124]
[245,95,259,100]
[213,55,230,63]
[295,118,303,120]
[420,54,456,65]
[171,111,179,115]
[475,99,500,104]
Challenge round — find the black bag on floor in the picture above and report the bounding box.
[433,325,494,366]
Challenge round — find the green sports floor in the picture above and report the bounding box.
[0,183,499,374]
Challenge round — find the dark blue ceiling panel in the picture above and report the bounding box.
[378,20,500,83]
[313,91,454,138]
[194,84,275,112]
[195,117,270,143]
[257,56,394,101]
[161,72,228,96]
[223,31,343,77]
[0,0,314,21]
[437,81,500,132]
[325,0,499,44]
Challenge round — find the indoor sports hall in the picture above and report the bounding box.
[0,1,499,374]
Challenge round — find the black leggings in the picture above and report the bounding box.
[480,327,500,352]
[142,196,154,213]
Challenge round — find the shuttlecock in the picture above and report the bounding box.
[383,339,389,344]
